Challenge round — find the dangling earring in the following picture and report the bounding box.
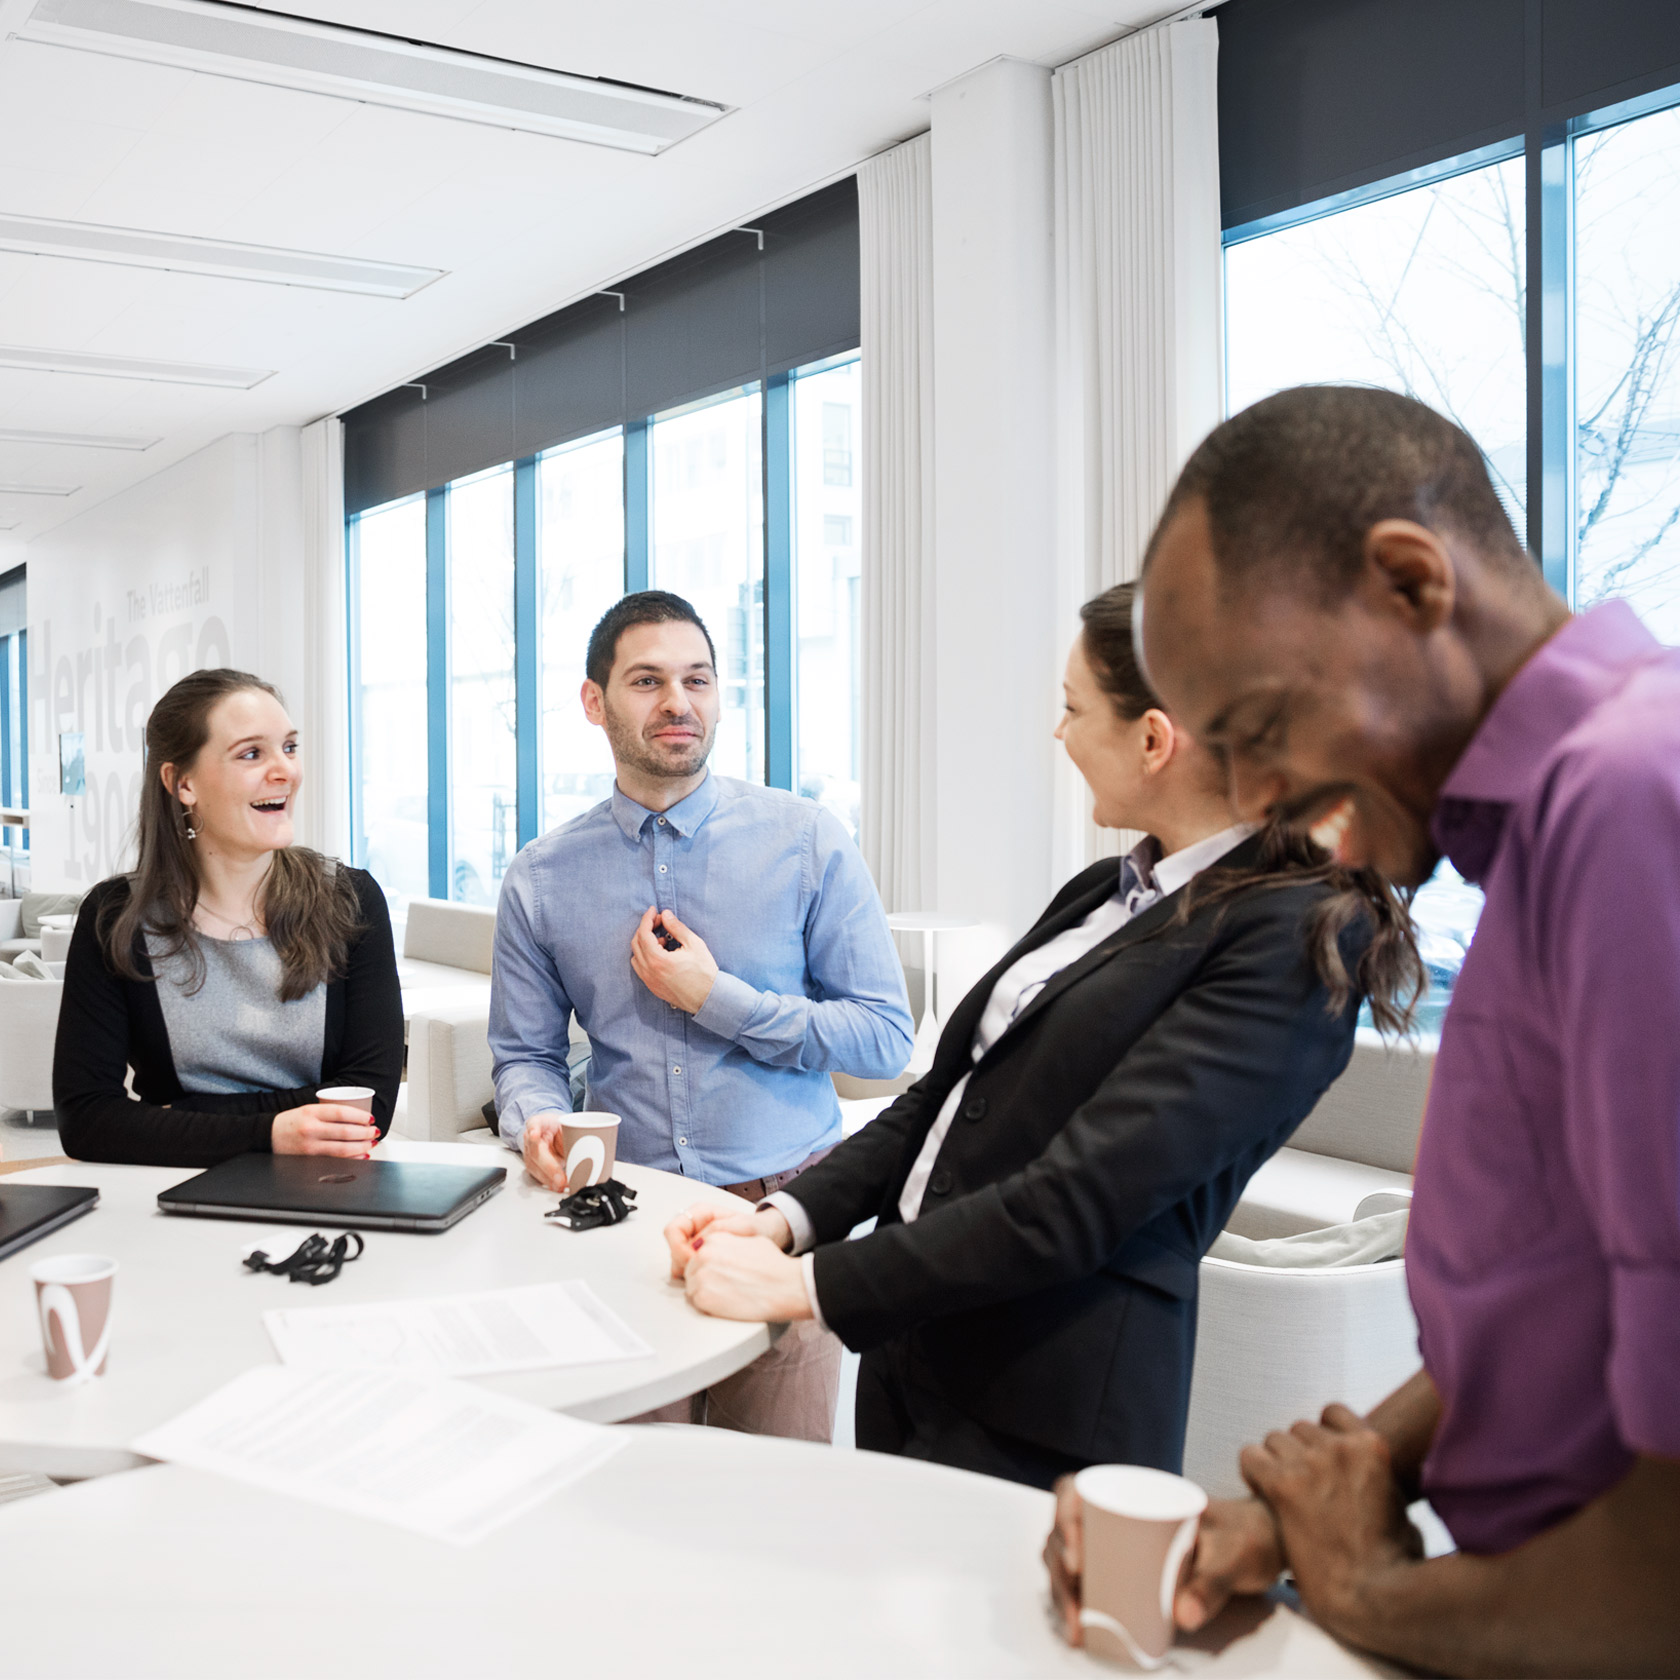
[182,805,197,841]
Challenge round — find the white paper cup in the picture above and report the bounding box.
[561,1116,621,1188]
[317,1086,375,1114]
[30,1253,117,1383]
[1076,1465,1207,1669]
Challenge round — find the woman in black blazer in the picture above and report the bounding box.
[666,582,1418,1488]
[54,668,403,1167]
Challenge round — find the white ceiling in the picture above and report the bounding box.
[0,0,1170,545]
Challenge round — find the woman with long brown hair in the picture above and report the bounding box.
[663,580,1420,1488]
[54,669,403,1165]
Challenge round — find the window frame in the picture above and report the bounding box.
[346,350,860,902]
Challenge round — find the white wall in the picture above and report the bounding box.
[928,58,1060,1002]
[24,427,339,891]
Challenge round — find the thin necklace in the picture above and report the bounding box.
[194,900,263,941]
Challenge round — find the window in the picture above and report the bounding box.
[446,465,517,905]
[793,356,862,834]
[349,495,428,912]
[538,428,623,832]
[649,387,765,784]
[1574,102,1680,642]
[348,368,865,898]
[1225,157,1528,1030]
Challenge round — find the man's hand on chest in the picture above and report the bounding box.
[629,905,720,1014]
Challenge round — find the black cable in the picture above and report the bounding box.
[243,1231,365,1286]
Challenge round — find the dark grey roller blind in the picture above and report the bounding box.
[343,177,858,514]
[1218,0,1680,232]
[1218,0,1525,231]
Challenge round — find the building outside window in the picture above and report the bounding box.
[538,428,623,834]
[349,494,428,912]
[649,386,765,785]
[793,355,862,834]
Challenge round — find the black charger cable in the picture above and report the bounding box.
[243,1231,365,1285]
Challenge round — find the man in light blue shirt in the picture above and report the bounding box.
[490,590,912,1439]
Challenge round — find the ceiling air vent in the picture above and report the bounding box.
[12,0,729,153]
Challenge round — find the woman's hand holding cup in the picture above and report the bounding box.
[273,1087,380,1157]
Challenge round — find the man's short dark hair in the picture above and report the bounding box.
[585,590,717,688]
[1149,385,1532,599]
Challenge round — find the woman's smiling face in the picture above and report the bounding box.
[168,688,302,861]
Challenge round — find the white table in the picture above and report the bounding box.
[0,1144,773,1479]
[0,1426,1393,1678]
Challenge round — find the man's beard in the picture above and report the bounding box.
[602,700,715,781]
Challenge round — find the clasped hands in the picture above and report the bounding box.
[1047,1404,1421,1649]
[662,1202,814,1324]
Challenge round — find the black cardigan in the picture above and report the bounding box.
[53,869,405,1167]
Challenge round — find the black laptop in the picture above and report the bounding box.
[157,1154,506,1233]
[0,1183,99,1262]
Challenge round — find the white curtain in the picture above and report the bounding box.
[858,132,936,915]
[300,414,350,860]
[1051,17,1224,874]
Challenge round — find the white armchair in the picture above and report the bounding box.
[1183,1029,1434,1496]
[1183,1254,1418,1497]
[400,1002,499,1142]
[0,977,63,1117]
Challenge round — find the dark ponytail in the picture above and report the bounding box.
[1077,581,1425,1034]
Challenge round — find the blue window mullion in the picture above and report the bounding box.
[18,628,27,849]
[344,518,363,867]
[764,372,793,791]
[426,485,449,901]
[514,455,539,849]
[624,419,649,593]
[0,634,13,809]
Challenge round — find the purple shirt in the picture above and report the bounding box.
[1410,601,1680,1556]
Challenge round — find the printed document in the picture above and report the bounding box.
[133,1366,627,1545]
[263,1279,653,1377]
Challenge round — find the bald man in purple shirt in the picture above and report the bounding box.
[1045,386,1680,1676]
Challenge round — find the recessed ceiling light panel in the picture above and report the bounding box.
[0,344,272,387]
[0,426,160,449]
[0,481,81,496]
[0,213,443,297]
[14,0,729,153]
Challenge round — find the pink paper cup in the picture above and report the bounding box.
[30,1253,117,1384]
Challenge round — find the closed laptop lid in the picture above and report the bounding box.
[157,1154,506,1226]
[0,1183,100,1262]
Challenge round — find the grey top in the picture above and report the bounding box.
[146,931,326,1096]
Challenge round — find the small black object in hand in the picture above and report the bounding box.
[653,918,683,952]
[243,1230,365,1285]
[546,1179,638,1230]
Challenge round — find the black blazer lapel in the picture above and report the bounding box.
[976,888,1182,1060]
[978,830,1269,1058]
[930,865,1124,1080]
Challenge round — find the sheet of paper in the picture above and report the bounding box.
[262,1279,654,1377]
[132,1366,627,1545]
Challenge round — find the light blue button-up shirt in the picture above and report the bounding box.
[488,772,913,1185]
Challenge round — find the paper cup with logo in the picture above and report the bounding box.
[30,1253,117,1384]
[561,1116,620,1188]
[317,1086,376,1114]
[1075,1465,1207,1669]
